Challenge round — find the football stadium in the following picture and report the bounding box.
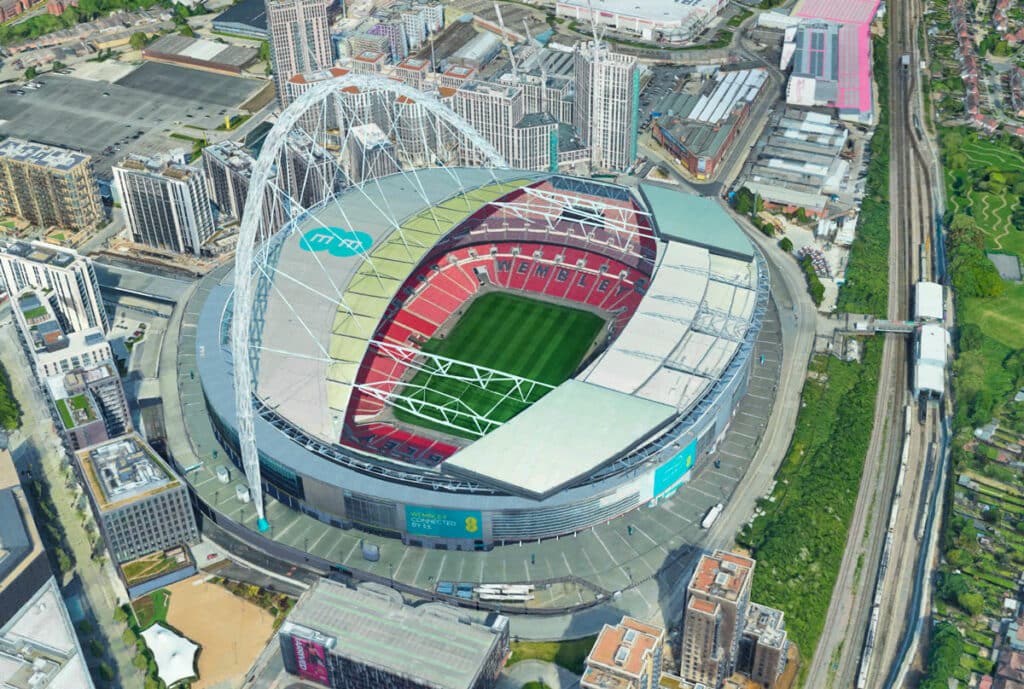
[194,168,769,549]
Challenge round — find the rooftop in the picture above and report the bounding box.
[282,580,506,689]
[0,579,95,689]
[115,155,200,181]
[586,617,664,679]
[640,184,754,261]
[213,0,266,29]
[0,450,40,590]
[1,240,81,269]
[77,434,178,510]
[557,0,723,26]
[689,550,755,602]
[443,380,677,499]
[743,602,787,649]
[0,138,90,172]
[144,33,257,68]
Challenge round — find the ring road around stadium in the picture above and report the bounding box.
[193,167,769,550]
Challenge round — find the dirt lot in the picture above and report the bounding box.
[165,576,276,689]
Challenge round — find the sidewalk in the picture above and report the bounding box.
[0,315,141,688]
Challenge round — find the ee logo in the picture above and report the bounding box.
[299,227,373,257]
[464,516,479,534]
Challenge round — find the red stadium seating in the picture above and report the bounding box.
[344,184,659,467]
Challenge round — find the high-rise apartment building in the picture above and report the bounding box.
[202,140,256,223]
[267,0,333,107]
[453,81,525,165]
[278,579,510,689]
[75,434,199,563]
[113,156,215,256]
[738,603,789,688]
[48,361,131,450]
[0,239,108,333]
[203,140,290,240]
[11,290,111,380]
[346,123,400,183]
[680,550,755,688]
[0,138,103,231]
[582,617,665,689]
[573,41,640,171]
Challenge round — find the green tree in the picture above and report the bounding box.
[957,590,985,616]
[24,66,37,80]
[778,237,794,253]
[88,639,105,657]
[97,662,114,682]
[178,23,195,36]
[52,60,65,70]
[55,548,72,573]
[129,31,148,49]
[133,653,148,671]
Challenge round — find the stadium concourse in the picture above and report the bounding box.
[163,169,786,631]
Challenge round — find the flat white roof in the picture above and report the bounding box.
[444,380,677,498]
[914,281,944,321]
[915,324,947,395]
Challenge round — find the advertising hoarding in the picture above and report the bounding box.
[293,636,329,684]
[652,438,697,497]
[405,506,483,539]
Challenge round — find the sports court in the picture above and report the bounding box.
[395,292,605,438]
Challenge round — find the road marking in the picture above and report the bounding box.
[591,530,616,562]
[393,547,410,577]
[661,503,694,524]
[343,539,360,563]
[412,552,427,584]
[435,554,447,582]
[632,524,669,554]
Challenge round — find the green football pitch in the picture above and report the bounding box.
[393,292,606,439]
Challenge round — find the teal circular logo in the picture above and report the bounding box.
[299,227,373,257]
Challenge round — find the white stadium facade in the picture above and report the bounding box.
[179,74,770,552]
[194,167,768,549]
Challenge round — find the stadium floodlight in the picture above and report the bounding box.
[231,74,507,530]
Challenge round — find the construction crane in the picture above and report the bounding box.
[494,3,519,83]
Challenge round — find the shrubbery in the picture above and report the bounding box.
[0,362,21,431]
[838,39,890,314]
[737,341,882,668]
[945,214,1005,299]
[800,255,825,306]
[918,623,965,689]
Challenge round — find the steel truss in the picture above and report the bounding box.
[231,74,507,527]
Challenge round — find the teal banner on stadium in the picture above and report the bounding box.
[405,506,483,539]
[653,439,697,497]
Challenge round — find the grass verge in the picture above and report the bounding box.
[509,636,597,675]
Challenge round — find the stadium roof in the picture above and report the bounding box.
[640,184,753,260]
[257,169,540,441]
[444,380,676,498]
[283,581,506,689]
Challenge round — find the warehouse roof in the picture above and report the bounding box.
[283,581,506,689]
[444,380,677,498]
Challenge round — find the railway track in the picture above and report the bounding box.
[803,1,941,686]
[856,0,944,685]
